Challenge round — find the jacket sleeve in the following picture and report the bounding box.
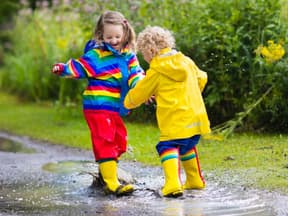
[58,50,99,79]
[127,53,145,88]
[188,57,208,92]
[124,69,157,109]
[197,69,208,92]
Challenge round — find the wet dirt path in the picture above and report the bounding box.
[0,131,288,216]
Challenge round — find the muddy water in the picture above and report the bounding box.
[0,131,288,216]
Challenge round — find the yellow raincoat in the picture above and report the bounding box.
[124,48,211,141]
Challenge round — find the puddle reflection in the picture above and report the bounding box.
[42,160,95,174]
[0,137,36,153]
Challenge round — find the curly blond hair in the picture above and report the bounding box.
[136,26,175,57]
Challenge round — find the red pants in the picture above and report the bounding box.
[83,110,127,161]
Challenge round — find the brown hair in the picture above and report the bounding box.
[94,11,136,51]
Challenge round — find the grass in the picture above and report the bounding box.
[0,92,287,194]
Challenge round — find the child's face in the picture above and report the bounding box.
[103,24,125,51]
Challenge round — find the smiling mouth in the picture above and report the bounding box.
[111,44,120,50]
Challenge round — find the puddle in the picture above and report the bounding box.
[0,132,288,216]
[42,160,95,174]
[0,137,36,153]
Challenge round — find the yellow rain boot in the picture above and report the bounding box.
[181,147,205,190]
[161,158,183,197]
[99,160,134,196]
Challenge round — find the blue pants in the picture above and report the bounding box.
[156,135,200,156]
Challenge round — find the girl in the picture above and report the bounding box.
[124,26,211,197]
[52,11,144,196]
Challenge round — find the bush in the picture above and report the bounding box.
[132,0,288,132]
[0,3,88,103]
[0,0,287,132]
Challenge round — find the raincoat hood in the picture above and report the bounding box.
[150,48,188,82]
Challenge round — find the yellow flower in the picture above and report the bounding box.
[256,40,285,63]
[254,45,263,55]
[56,38,68,49]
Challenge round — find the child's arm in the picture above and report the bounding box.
[51,52,98,79]
[127,54,145,88]
[196,68,208,93]
[188,58,208,93]
[124,70,157,109]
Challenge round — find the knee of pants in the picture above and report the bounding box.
[179,135,201,155]
[156,141,178,155]
[91,137,122,161]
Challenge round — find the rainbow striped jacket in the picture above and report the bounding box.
[58,41,144,116]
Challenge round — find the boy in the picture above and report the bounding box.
[124,26,211,197]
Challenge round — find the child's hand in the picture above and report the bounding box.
[145,95,155,105]
[51,63,64,74]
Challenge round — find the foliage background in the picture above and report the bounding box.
[0,0,287,133]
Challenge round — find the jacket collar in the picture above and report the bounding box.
[159,47,172,55]
[103,42,129,56]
